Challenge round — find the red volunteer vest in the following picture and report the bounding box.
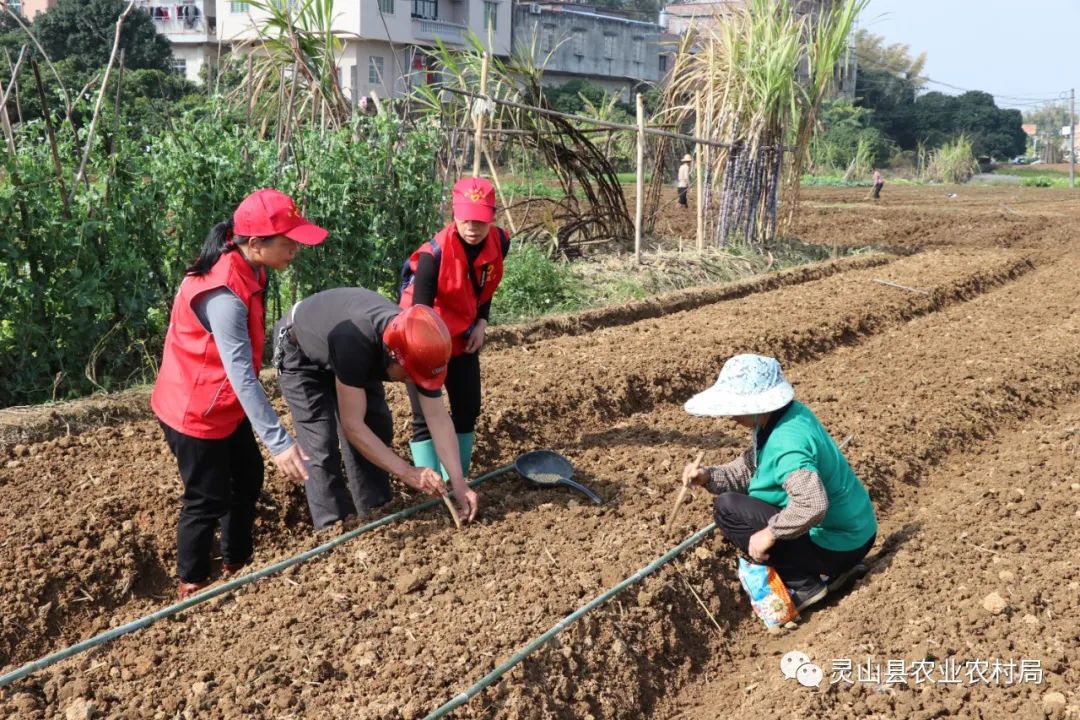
[151,249,266,439]
[400,223,505,356]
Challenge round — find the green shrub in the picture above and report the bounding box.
[0,110,441,406]
[490,241,580,324]
[1020,176,1053,188]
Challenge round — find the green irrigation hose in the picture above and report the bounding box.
[423,521,719,719]
[0,464,516,689]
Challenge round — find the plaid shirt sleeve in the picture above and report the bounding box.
[705,447,754,494]
[766,468,829,539]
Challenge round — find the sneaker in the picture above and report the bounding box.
[177,580,210,601]
[787,582,828,613]
[826,563,868,593]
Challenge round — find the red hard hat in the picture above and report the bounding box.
[382,305,451,391]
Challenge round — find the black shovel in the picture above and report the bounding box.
[514,450,603,505]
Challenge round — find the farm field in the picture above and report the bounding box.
[0,184,1078,719]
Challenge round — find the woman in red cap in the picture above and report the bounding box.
[399,176,510,481]
[273,294,477,529]
[153,188,328,599]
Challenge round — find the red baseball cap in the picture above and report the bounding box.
[382,305,452,391]
[451,177,496,223]
[233,188,328,245]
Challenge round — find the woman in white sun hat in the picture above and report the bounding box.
[682,354,877,612]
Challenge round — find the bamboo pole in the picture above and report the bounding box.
[472,53,490,177]
[31,60,68,213]
[482,146,518,235]
[705,43,716,247]
[441,86,743,151]
[634,92,644,263]
[695,91,704,252]
[74,0,135,188]
[0,45,27,156]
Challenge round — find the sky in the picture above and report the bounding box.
[859,0,1078,113]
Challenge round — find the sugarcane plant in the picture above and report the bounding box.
[650,0,866,249]
[219,0,352,142]
[411,35,633,254]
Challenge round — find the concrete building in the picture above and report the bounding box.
[10,0,52,20]
[512,2,664,101]
[148,0,511,100]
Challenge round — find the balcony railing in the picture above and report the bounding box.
[149,15,217,35]
[140,1,215,36]
[412,18,467,44]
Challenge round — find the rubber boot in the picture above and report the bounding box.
[409,439,440,472]
[456,432,475,479]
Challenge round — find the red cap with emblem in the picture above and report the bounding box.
[233,188,328,245]
[451,177,496,223]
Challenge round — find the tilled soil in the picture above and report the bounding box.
[1,185,1078,720]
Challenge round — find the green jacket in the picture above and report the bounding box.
[749,401,877,551]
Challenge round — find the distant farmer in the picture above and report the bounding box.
[677,154,693,208]
[682,354,877,612]
[398,177,509,481]
[152,188,327,600]
[871,168,884,200]
[274,292,478,530]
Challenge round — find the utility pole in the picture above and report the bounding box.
[1071,88,1075,189]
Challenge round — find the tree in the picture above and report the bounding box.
[912,91,1026,159]
[852,30,927,150]
[32,0,173,72]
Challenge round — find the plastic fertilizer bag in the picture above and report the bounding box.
[737,557,798,630]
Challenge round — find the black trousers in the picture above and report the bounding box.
[678,186,689,206]
[407,350,481,441]
[275,321,393,529]
[160,419,264,583]
[872,182,883,199]
[713,492,874,591]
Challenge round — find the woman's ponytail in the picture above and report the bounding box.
[184,218,240,276]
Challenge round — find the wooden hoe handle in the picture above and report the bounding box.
[667,450,705,529]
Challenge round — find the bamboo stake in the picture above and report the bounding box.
[73,0,135,189]
[113,49,125,137]
[667,450,705,529]
[471,53,490,177]
[634,92,645,264]
[695,90,704,252]
[0,45,27,156]
[482,145,518,234]
[31,60,68,213]
[872,279,930,296]
[442,493,462,529]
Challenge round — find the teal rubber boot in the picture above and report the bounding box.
[456,432,475,479]
[409,439,439,472]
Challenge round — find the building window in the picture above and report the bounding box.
[603,33,615,59]
[230,1,249,12]
[412,0,436,20]
[659,54,668,72]
[632,36,643,63]
[378,0,394,11]
[171,58,187,77]
[541,23,555,53]
[572,28,585,57]
[368,56,385,85]
[483,1,497,30]
[7,0,21,15]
